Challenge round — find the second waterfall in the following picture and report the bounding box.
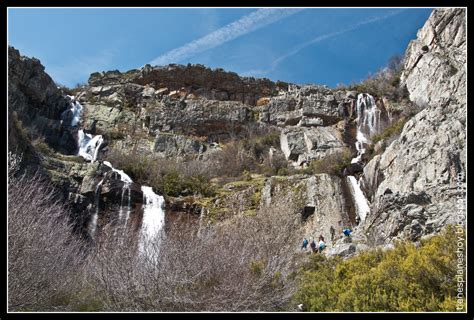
[66,96,166,250]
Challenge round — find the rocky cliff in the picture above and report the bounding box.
[360,8,466,246]
[7,8,466,256]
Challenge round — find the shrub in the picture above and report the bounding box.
[309,149,352,176]
[32,136,55,157]
[8,154,86,311]
[338,54,409,102]
[106,149,216,198]
[88,196,301,311]
[294,226,463,312]
[372,117,409,145]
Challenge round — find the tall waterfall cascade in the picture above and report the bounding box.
[347,93,381,223]
[66,96,165,247]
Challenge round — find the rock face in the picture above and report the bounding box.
[361,8,466,245]
[7,8,466,257]
[88,64,287,106]
[154,133,207,159]
[261,174,353,249]
[147,99,251,139]
[401,8,466,107]
[8,47,70,152]
[260,85,346,126]
[280,126,346,166]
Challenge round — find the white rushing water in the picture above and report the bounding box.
[62,95,83,127]
[356,93,381,138]
[347,93,380,223]
[140,186,165,242]
[78,130,104,162]
[103,161,133,183]
[103,161,132,233]
[68,94,166,243]
[89,178,104,237]
[352,93,381,164]
[347,175,370,222]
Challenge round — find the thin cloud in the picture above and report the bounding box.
[149,8,302,66]
[243,9,406,77]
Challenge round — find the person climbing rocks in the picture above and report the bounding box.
[343,228,353,237]
[318,238,326,253]
[301,237,309,251]
[310,238,317,253]
[318,234,325,242]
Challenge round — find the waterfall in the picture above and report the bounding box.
[103,161,132,183]
[67,98,103,163]
[78,130,104,162]
[352,93,381,165]
[347,176,370,222]
[89,178,104,237]
[347,93,380,223]
[67,94,165,248]
[140,186,165,254]
[357,93,380,138]
[61,95,83,127]
[103,161,133,234]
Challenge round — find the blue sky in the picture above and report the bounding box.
[8,8,433,88]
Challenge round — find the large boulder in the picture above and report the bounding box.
[280,126,345,166]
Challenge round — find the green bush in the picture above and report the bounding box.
[372,117,409,145]
[294,226,463,311]
[163,171,215,197]
[309,150,352,176]
[32,138,55,157]
[250,259,266,277]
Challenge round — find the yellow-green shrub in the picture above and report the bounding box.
[294,226,463,312]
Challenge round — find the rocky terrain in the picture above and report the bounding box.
[8,8,466,259]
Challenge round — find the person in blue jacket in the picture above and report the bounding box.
[343,228,353,237]
[301,237,309,251]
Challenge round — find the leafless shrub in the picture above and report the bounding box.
[8,154,86,311]
[88,197,301,311]
[7,151,22,178]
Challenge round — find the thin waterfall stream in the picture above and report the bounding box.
[64,96,165,248]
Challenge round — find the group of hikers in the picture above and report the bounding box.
[301,228,353,253]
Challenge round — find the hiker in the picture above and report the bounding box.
[318,234,325,242]
[343,228,353,237]
[310,238,317,253]
[301,237,309,251]
[318,239,326,253]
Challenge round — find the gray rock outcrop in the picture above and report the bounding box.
[361,8,466,245]
[262,174,353,249]
[8,46,71,152]
[280,126,346,166]
[401,8,466,107]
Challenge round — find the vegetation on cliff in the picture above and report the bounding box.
[295,226,462,311]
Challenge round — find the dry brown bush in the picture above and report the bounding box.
[87,196,301,311]
[8,152,86,311]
